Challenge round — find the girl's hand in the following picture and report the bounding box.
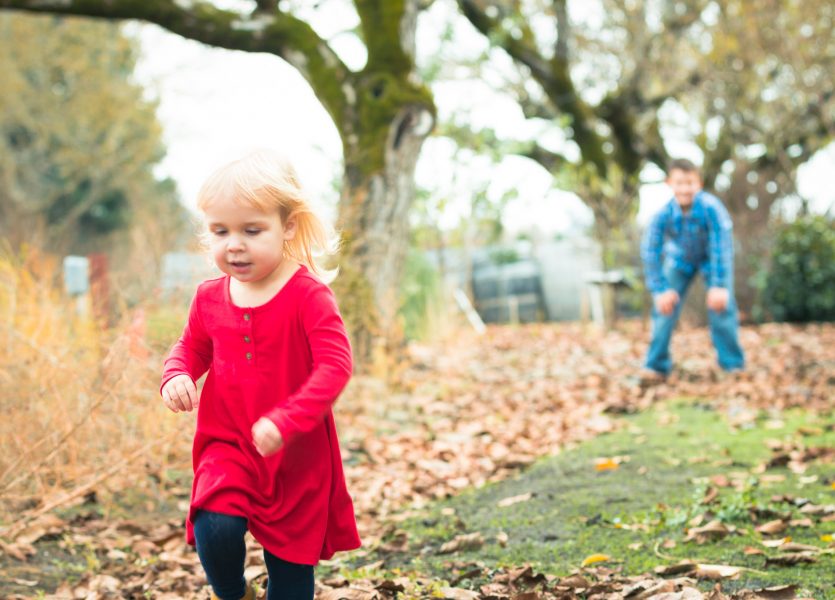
[252,417,283,457]
[161,374,198,412]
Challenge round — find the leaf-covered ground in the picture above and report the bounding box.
[0,321,832,598]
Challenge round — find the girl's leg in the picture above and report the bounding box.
[264,549,314,600]
[193,511,249,600]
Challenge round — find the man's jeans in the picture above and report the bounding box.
[645,262,745,374]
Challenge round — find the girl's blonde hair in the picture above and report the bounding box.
[196,150,339,283]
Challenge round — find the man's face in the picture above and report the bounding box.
[667,168,702,210]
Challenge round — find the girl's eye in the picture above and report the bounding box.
[212,229,227,236]
[245,229,261,235]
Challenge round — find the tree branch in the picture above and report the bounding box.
[0,0,353,126]
[457,0,608,176]
[521,142,568,174]
[554,0,568,63]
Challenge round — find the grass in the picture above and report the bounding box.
[368,401,835,597]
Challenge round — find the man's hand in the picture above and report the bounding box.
[252,417,283,457]
[161,374,198,412]
[654,290,680,316]
[706,287,730,312]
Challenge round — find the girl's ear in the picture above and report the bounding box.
[283,216,298,240]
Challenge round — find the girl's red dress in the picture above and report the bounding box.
[161,266,361,565]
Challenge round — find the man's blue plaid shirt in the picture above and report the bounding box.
[641,190,735,295]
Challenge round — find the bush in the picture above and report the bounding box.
[762,216,835,322]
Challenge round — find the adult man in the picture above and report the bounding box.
[641,159,745,377]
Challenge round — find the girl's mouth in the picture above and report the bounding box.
[229,261,252,273]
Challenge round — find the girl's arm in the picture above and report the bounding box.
[265,285,352,444]
[160,289,213,392]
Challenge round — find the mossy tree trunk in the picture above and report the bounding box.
[0,0,436,366]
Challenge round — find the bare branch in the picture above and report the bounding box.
[0,0,353,124]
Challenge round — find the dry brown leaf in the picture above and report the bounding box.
[778,542,821,553]
[686,520,731,543]
[438,532,484,554]
[764,552,818,566]
[558,574,591,587]
[654,561,698,576]
[511,592,542,600]
[439,587,480,600]
[693,564,742,580]
[497,492,533,508]
[798,503,835,515]
[787,518,813,528]
[736,584,797,600]
[13,513,66,545]
[755,520,788,535]
[318,587,381,600]
[701,486,719,505]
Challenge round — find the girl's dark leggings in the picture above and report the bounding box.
[193,510,314,600]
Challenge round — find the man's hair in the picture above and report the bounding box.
[667,158,700,174]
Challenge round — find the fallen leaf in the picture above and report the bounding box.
[686,520,731,543]
[765,553,818,566]
[439,587,480,600]
[318,587,380,600]
[654,561,698,576]
[438,532,485,554]
[497,493,532,508]
[702,486,719,505]
[787,518,813,528]
[740,584,797,600]
[710,475,732,487]
[743,546,765,555]
[693,564,742,580]
[594,458,620,471]
[581,553,611,567]
[558,574,590,587]
[762,537,791,548]
[779,542,820,553]
[755,520,788,535]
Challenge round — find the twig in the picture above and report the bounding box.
[0,387,115,490]
[0,437,164,540]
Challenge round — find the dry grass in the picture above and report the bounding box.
[0,247,192,530]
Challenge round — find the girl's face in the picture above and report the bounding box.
[203,192,296,286]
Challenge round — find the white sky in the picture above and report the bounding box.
[129,2,834,238]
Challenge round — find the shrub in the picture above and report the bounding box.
[762,215,835,322]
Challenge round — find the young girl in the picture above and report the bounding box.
[160,150,360,600]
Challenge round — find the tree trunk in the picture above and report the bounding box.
[332,103,430,367]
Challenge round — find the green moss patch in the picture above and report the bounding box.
[368,402,835,597]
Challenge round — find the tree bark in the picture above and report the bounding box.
[335,102,432,364]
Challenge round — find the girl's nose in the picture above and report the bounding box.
[227,235,245,251]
